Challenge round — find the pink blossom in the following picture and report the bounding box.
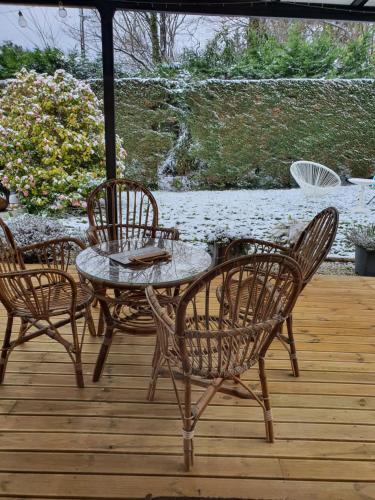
[71,199,81,207]
[23,190,29,197]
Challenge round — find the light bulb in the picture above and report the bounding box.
[18,11,27,28]
[58,2,67,18]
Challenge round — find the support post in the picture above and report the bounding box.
[99,6,116,180]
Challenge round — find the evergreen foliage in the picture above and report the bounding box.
[98,78,375,190]
[154,24,375,79]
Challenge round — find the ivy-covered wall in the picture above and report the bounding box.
[80,78,375,189]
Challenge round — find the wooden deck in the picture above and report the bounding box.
[0,275,375,499]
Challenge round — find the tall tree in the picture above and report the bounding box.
[64,10,197,72]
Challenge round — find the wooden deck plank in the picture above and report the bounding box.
[0,275,375,498]
[0,473,374,499]
[0,452,375,482]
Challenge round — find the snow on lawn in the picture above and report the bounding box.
[62,185,375,258]
[153,186,375,258]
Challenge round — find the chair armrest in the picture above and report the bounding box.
[87,227,98,246]
[146,286,176,330]
[86,225,180,245]
[19,237,86,270]
[20,236,86,253]
[0,268,78,315]
[225,238,290,260]
[152,226,180,241]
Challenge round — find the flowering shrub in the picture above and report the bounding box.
[0,69,126,212]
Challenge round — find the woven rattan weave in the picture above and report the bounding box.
[146,253,302,470]
[224,207,339,377]
[86,178,180,338]
[0,219,95,388]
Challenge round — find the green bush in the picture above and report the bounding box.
[0,69,126,212]
[103,78,375,189]
[0,42,66,79]
[155,24,375,80]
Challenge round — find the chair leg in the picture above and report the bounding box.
[259,356,274,443]
[0,316,14,384]
[18,318,28,341]
[96,287,107,337]
[93,324,115,382]
[97,307,105,337]
[70,317,84,388]
[85,306,97,337]
[183,376,194,471]
[286,315,299,377]
[147,338,163,401]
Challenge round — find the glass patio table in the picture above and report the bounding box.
[76,237,212,381]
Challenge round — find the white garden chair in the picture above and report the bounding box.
[290,161,341,198]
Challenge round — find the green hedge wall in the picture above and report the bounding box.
[93,78,375,189]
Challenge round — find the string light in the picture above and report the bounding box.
[58,1,67,18]
[18,11,27,28]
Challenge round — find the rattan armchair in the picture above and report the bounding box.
[146,253,302,471]
[86,178,179,245]
[224,207,339,377]
[0,219,95,388]
[86,178,180,337]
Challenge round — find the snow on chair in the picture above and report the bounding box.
[290,161,341,198]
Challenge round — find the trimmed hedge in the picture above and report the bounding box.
[34,77,375,189]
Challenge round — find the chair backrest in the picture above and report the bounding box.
[291,161,340,197]
[292,207,338,285]
[0,218,24,273]
[29,237,85,272]
[174,254,302,378]
[224,238,284,262]
[87,178,159,244]
[0,218,28,313]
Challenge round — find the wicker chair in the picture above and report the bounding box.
[146,253,302,471]
[224,207,339,377]
[86,178,179,338]
[86,178,179,245]
[0,219,95,388]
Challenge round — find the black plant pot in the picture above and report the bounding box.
[355,245,375,276]
[207,242,228,266]
[207,239,247,266]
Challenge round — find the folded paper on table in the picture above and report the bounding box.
[109,247,171,266]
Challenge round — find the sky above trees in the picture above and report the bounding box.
[0,8,374,79]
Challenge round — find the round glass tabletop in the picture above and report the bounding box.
[76,238,213,288]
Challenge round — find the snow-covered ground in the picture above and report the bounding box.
[154,186,375,258]
[63,185,375,259]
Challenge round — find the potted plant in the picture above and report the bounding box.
[205,228,250,266]
[346,224,375,276]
